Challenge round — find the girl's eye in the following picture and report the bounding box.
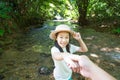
[65,37,69,39]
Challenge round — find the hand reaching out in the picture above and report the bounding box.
[67,55,117,80]
[68,61,80,73]
[64,56,77,69]
[67,55,92,78]
[78,55,93,78]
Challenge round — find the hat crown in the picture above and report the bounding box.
[49,24,74,40]
[55,24,71,31]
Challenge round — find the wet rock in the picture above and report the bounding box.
[0,74,4,80]
[38,66,51,75]
[25,75,30,78]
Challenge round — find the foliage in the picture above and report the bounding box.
[87,0,120,19]
[113,28,120,34]
[0,2,12,19]
[0,29,4,36]
[0,1,17,37]
[47,0,78,20]
[0,0,120,38]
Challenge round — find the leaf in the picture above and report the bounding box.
[113,28,120,34]
[0,29,4,36]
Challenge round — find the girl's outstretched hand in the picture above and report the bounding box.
[64,57,76,67]
[69,61,80,73]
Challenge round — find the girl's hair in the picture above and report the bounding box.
[54,41,70,53]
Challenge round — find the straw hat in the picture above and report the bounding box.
[49,24,74,40]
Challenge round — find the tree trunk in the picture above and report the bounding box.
[76,0,89,26]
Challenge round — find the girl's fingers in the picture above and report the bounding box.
[73,32,81,40]
[69,61,81,73]
[71,67,77,72]
[75,62,80,73]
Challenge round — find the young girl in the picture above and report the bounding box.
[49,24,88,80]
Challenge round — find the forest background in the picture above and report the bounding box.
[0,0,120,56]
[0,0,120,79]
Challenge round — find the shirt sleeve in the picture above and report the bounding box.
[51,46,60,53]
[70,44,80,53]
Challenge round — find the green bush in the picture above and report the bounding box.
[0,2,12,19]
[0,29,4,36]
[113,28,120,34]
[0,1,16,36]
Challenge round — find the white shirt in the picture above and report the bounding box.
[51,44,80,80]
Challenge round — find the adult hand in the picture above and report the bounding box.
[67,55,93,78]
[78,55,117,80]
[68,61,80,73]
[68,55,117,80]
[78,55,94,78]
[67,55,93,77]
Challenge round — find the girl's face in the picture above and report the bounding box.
[56,31,70,48]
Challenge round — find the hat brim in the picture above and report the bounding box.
[49,30,74,40]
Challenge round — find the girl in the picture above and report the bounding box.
[49,24,88,80]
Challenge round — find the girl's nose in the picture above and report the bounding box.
[62,38,66,42]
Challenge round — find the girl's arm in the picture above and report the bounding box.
[51,51,69,61]
[51,49,80,61]
[51,52,78,68]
